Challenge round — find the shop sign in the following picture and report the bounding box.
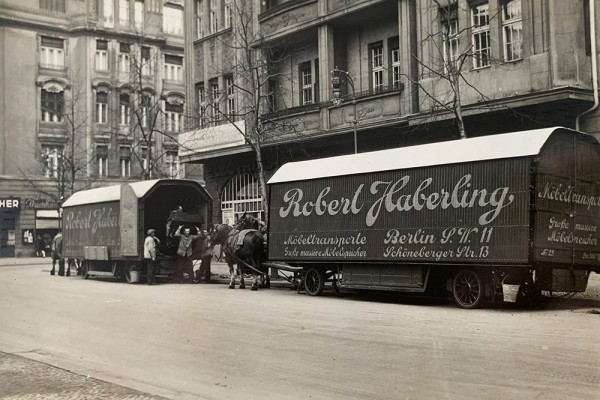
[23,198,59,210]
[0,197,20,209]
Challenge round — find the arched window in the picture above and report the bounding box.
[220,174,264,225]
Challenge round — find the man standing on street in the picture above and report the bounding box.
[196,228,212,283]
[144,229,160,285]
[174,225,200,283]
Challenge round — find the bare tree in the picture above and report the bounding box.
[20,73,94,205]
[411,0,517,139]
[184,1,306,224]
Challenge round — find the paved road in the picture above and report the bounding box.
[0,263,599,399]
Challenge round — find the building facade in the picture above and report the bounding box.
[0,0,195,257]
[180,0,600,227]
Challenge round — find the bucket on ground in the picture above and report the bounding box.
[130,270,140,283]
[502,275,520,302]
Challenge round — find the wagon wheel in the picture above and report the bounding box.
[80,260,89,279]
[452,269,484,309]
[304,267,324,296]
[124,262,139,284]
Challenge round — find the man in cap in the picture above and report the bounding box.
[144,228,161,285]
[174,225,200,283]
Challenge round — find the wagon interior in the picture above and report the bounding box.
[142,184,209,257]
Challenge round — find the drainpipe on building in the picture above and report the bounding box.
[576,0,598,132]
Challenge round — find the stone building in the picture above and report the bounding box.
[179,0,599,227]
[0,0,193,257]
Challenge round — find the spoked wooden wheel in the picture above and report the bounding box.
[452,269,484,309]
[304,267,324,296]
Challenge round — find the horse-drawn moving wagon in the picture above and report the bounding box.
[265,127,600,308]
[61,179,212,283]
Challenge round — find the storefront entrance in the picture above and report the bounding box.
[220,174,264,225]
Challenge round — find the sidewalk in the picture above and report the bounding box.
[0,351,169,400]
[0,257,291,288]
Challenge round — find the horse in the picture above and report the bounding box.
[210,224,268,290]
[236,212,267,235]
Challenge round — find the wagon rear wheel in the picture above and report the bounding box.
[304,267,324,296]
[452,269,484,309]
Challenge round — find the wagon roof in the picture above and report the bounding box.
[267,127,579,184]
[62,179,206,208]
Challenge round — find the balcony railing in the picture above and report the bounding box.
[258,0,316,21]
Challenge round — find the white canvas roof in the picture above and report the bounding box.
[268,127,575,184]
[62,180,161,208]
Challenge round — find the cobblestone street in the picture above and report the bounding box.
[0,352,169,400]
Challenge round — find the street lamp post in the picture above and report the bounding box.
[331,68,358,154]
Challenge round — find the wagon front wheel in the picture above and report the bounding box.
[304,267,324,296]
[452,269,484,309]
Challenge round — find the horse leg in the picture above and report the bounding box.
[228,261,235,289]
[238,264,245,289]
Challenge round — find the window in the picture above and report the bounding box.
[267,79,276,112]
[197,16,204,39]
[441,5,459,71]
[95,40,109,71]
[165,151,179,178]
[224,3,232,29]
[40,0,65,13]
[40,37,65,69]
[210,79,220,122]
[119,0,130,25]
[300,62,312,105]
[471,2,490,68]
[502,0,522,61]
[164,55,183,81]
[196,0,205,38]
[197,82,206,126]
[163,4,184,35]
[391,48,401,88]
[41,89,63,122]
[96,92,108,124]
[119,93,131,125]
[141,93,151,128]
[165,102,184,132]
[119,43,130,73]
[210,10,218,33]
[225,75,235,117]
[141,147,149,173]
[41,145,63,177]
[120,147,131,178]
[103,0,114,27]
[134,0,144,30]
[370,43,384,92]
[141,46,152,76]
[96,145,109,177]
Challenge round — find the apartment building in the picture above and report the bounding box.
[0,0,192,257]
[180,0,599,226]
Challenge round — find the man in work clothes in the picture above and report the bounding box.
[174,225,200,283]
[144,229,160,285]
[196,229,212,283]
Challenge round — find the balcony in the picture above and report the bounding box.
[258,0,318,38]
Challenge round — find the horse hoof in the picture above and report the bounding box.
[239,285,245,289]
[251,286,258,291]
[228,285,235,289]
[50,271,55,276]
